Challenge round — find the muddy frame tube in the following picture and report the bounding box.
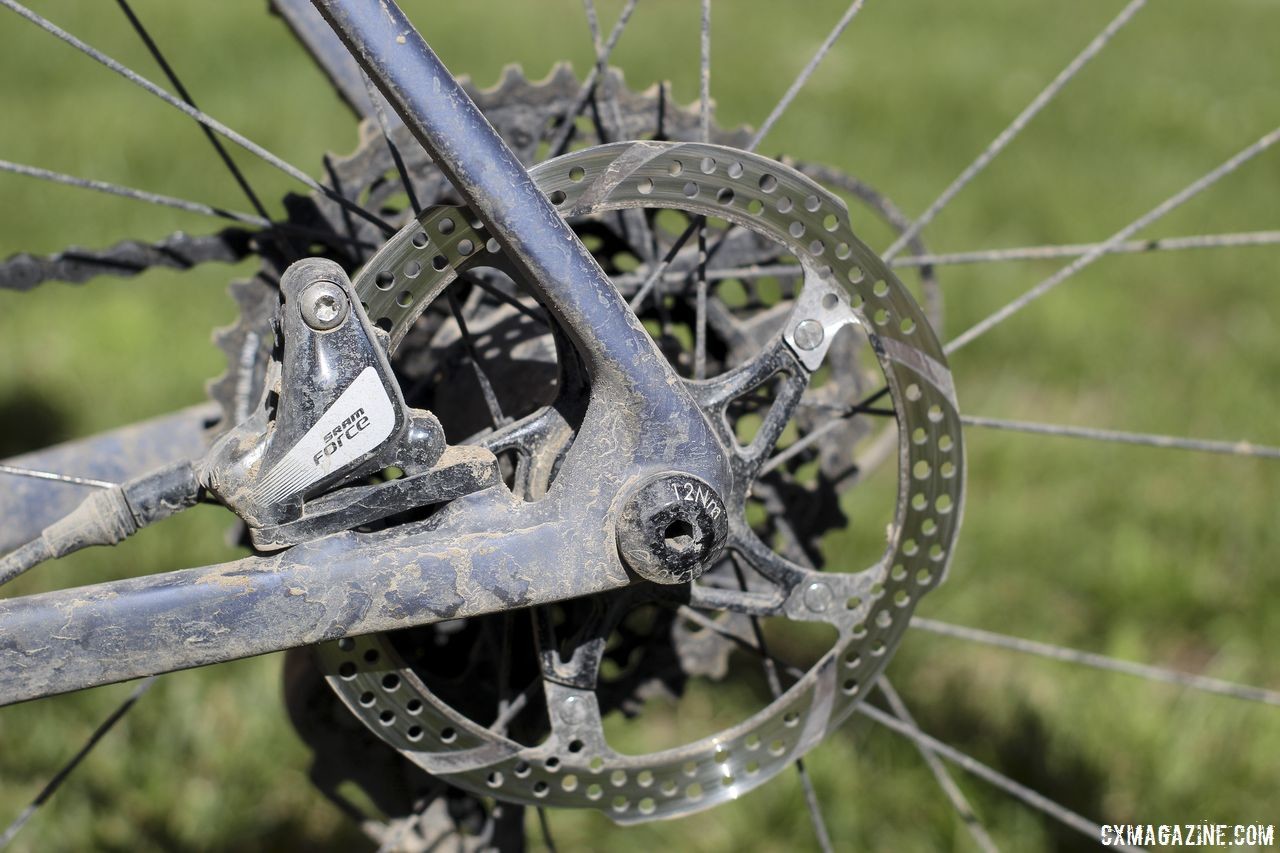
[0,0,733,705]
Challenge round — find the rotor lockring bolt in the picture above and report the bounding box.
[615,473,729,585]
[792,318,825,351]
[299,279,349,332]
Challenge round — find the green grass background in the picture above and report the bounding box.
[0,0,1277,849]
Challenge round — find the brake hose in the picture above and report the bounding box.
[0,460,202,587]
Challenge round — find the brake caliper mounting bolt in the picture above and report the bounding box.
[299,279,349,332]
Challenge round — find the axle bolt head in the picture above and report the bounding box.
[615,473,729,585]
[299,280,349,332]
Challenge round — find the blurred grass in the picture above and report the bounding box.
[0,0,1277,850]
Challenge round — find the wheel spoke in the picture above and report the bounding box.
[1,0,394,236]
[961,415,1280,460]
[616,229,1280,282]
[911,617,1280,707]
[545,0,640,158]
[0,160,270,229]
[356,65,428,265]
[759,386,892,476]
[693,0,712,380]
[361,72,423,217]
[613,261,799,290]
[626,219,699,312]
[581,0,658,264]
[114,0,295,258]
[0,464,114,490]
[629,0,868,312]
[446,291,508,429]
[857,701,1144,852]
[626,194,743,311]
[699,0,712,144]
[748,0,867,152]
[892,229,1280,269]
[0,677,156,848]
[462,272,548,325]
[694,223,710,380]
[878,679,999,853]
[883,0,1147,261]
[726,558,833,853]
[795,758,835,853]
[946,125,1280,354]
[582,0,602,45]
[581,0,627,137]
[536,806,558,852]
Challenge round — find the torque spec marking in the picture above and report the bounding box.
[672,480,723,519]
[252,367,395,505]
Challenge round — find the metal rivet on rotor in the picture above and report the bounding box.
[793,319,825,351]
[299,280,349,332]
[803,581,833,612]
[558,695,587,726]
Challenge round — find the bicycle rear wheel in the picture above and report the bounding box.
[0,1,1277,850]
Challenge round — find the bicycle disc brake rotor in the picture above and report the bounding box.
[314,140,964,822]
[205,67,951,832]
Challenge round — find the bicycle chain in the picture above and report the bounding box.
[0,229,254,291]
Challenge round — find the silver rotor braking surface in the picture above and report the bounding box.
[315,141,964,822]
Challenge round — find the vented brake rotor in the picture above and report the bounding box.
[315,140,963,822]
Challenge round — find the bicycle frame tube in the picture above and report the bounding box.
[0,0,735,705]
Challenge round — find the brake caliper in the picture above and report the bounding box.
[202,258,497,550]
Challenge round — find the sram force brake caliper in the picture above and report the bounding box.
[201,258,498,550]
